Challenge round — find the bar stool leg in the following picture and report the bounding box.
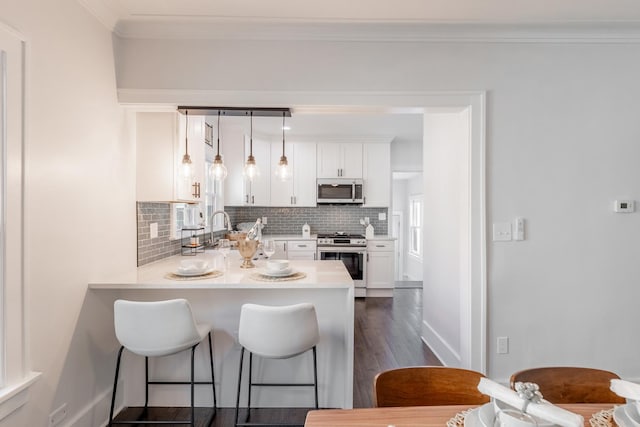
[108,346,125,427]
[190,345,196,427]
[313,346,319,409]
[207,331,217,411]
[234,347,245,427]
[247,352,253,417]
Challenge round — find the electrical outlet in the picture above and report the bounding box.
[262,216,268,225]
[49,403,67,427]
[497,337,509,354]
[149,222,158,239]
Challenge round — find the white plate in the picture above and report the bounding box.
[260,267,294,277]
[627,403,640,425]
[614,405,636,427]
[174,267,215,277]
[465,403,495,427]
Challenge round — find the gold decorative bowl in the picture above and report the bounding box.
[237,240,259,269]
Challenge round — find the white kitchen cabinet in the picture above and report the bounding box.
[243,136,271,206]
[175,115,207,202]
[362,142,391,207]
[221,124,247,206]
[366,239,395,289]
[136,111,208,203]
[270,142,317,207]
[316,142,363,179]
[287,240,317,260]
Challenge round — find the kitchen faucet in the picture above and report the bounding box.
[210,210,232,245]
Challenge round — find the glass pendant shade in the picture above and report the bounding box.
[181,110,193,178]
[211,154,228,181]
[244,112,259,181]
[275,155,291,182]
[244,155,259,181]
[274,112,291,182]
[212,112,227,181]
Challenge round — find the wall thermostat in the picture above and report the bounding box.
[614,200,635,213]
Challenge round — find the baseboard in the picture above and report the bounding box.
[421,319,462,367]
[67,385,122,427]
[366,288,393,297]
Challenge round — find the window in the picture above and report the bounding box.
[0,23,41,417]
[170,159,225,240]
[409,195,423,259]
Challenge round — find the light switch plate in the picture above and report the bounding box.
[614,200,635,213]
[378,212,386,221]
[150,223,158,239]
[492,222,512,241]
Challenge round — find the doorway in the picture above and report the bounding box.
[130,91,486,372]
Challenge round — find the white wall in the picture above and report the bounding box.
[114,36,640,382]
[422,111,470,366]
[391,140,422,172]
[0,1,134,425]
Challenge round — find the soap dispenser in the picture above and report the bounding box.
[365,223,374,239]
[302,223,311,238]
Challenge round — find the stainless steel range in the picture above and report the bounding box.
[317,233,367,297]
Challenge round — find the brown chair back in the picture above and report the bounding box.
[509,366,625,404]
[373,366,490,407]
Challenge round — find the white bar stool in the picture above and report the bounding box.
[108,298,217,426]
[235,303,320,427]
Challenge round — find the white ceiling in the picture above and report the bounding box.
[81,0,640,143]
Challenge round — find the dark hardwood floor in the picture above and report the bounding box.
[112,288,441,426]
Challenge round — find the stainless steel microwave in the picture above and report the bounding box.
[317,179,364,204]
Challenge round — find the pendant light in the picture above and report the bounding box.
[181,110,193,178]
[275,111,291,181]
[210,111,228,181]
[243,111,259,181]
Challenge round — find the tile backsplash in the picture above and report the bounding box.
[137,202,182,266]
[225,205,388,236]
[137,202,388,265]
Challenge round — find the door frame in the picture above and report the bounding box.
[391,210,403,281]
[120,90,487,373]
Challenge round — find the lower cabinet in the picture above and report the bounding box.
[366,239,395,291]
[287,240,317,260]
[269,239,317,260]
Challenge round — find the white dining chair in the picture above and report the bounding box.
[235,303,320,427]
[108,298,217,426]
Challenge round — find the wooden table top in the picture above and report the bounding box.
[304,403,615,426]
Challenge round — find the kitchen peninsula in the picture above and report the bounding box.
[89,254,354,409]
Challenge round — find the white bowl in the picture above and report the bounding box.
[266,259,289,272]
[179,259,209,272]
[494,400,554,427]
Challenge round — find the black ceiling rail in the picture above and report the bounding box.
[177,106,291,117]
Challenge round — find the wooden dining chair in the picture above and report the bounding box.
[373,366,490,407]
[509,366,626,404]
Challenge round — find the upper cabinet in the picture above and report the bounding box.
[316,142,363,179]
[362,142,391,207]
[270,142,317,207]
[136,111,207,203]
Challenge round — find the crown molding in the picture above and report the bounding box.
[76,0,121,31]
[112,20,640,43]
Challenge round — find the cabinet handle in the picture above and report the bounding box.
[252,195,255,204]
[284,242,287,251]
[294,196,297,204]
[245,195,249,203]
[363,196,366,205]
[376,245,385,248]
[314,252,317,260]
[367,253,369,262]
[299,244,307,248]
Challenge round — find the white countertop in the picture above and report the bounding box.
[366,235,396,240]
[89,251,353,290]
[262,234,318,241]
